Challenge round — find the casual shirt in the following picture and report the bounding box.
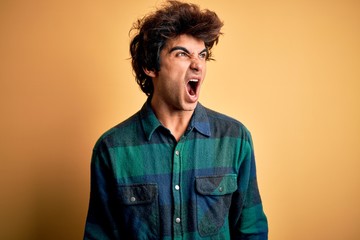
[84,100,268,239]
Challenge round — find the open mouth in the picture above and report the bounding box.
[187,79,199,96]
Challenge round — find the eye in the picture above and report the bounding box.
[199,52,208,60]
[175,51,188,57]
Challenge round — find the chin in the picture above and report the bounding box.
[182,102,198,111]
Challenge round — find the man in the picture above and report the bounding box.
[84,1,268,239]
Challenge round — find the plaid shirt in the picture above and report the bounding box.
[84,100,268,239]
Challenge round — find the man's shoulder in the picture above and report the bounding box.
[93,110,142,150]
[204,107,240,123]
[203,106,247,128]
[202,106,251,138]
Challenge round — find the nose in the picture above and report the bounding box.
[190,58,203,72]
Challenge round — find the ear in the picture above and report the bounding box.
[143,68,157,78]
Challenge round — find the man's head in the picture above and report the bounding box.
[130,0,223,97]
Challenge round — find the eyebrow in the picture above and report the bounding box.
[169,46,208,55]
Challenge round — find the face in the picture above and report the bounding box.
[147,34,208,113]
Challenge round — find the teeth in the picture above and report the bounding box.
[189,79,199,82]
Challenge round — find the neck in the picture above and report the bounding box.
[150,100,194,142]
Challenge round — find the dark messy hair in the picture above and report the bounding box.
[129,0,224,96]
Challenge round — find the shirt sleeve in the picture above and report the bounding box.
[229,130,268,239]
[83,141,119,240]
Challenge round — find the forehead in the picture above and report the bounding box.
[164,34,206,51]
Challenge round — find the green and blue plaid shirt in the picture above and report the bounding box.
[84,100,268,239]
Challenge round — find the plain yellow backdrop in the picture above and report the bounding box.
[1,0,359,239]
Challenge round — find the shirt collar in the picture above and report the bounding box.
[140,99,211,141]
[140,99,162,141]
[188,102,211,137]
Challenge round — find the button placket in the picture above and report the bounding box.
[172,142,183,235]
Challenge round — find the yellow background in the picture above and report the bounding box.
[1,0,359,239]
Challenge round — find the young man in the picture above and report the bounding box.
[84,1,268,239]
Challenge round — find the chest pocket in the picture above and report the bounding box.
[118,183,157,205]
[195,174,237,237]
[116,183,159,239]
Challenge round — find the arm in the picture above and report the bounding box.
[84,142,119,240]
[230,131,268,239]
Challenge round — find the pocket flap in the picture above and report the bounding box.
[196,174,237,195]
[117,183,157,205]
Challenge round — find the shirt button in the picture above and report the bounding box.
[130,197,136,202]
[175,185,180,190]
[218,186,223,192]
[175,150,180,156]
[175,218,181,223]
